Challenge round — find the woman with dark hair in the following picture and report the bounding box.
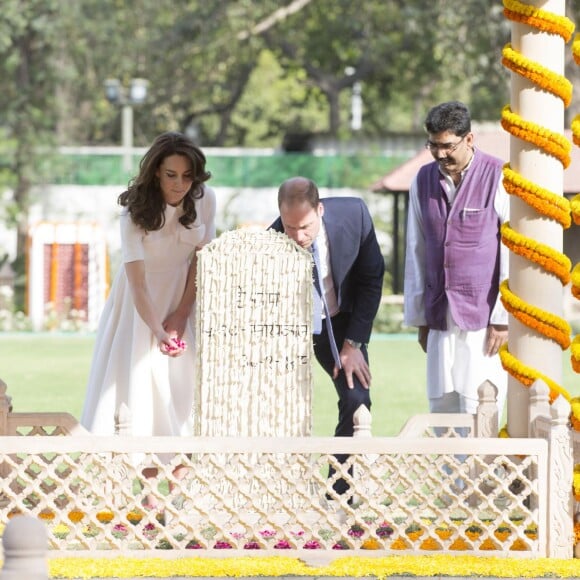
[81,132,216,440]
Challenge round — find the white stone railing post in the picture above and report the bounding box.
[0,516,48,580]
[547,395,573,558]
[471,381,499,507]
[528,379,551,438]
[353,404,372,438]
[115,402,132,435]
[352,404,373,506]
[526,379,552,516]
[475,380,499,438]
[0,379,11,436]
[0,380,12,484]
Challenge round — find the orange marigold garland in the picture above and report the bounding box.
[502,43,572,106]
[574,464,580,501]
[575,518,580,545]
[502,164,571,229]
[571,193,580,226]
[571,398,580,431]
[572,116,580,149]
[572,262,580,301]
[501,105,572,168]
[499,343,567,403]
[501,223,571,285]
[572,223,580,375]
[503,0,575,41]
[500,280,571,350]
[572,335,580,374]
[499,0,579,436]
[574,33,580,65]
[572,72,580,378]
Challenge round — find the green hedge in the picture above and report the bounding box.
[45,152,407,189]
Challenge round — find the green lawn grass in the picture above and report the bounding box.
[0,332,578,437]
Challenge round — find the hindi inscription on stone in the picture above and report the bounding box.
[195,229,313,436]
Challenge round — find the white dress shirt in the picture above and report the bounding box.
[316,221,339,318]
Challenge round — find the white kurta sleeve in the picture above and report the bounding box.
[403,175,427,327]
[489,179,510,325]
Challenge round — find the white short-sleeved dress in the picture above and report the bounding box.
[81,186,216,437]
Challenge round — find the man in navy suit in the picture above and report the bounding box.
[270,176,385,497]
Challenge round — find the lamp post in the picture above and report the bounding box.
[351,80,362,131]
[344,67,362,131]
[104,78,149,173]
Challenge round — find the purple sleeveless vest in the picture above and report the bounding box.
[416,150,503,331]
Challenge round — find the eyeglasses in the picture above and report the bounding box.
[425,135,466,154]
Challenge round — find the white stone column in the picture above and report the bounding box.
[506,0,566,437]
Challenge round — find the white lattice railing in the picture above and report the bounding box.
[0,434,548,562]
[1,378,576,561]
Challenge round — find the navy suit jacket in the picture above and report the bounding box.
[270,197,385,344]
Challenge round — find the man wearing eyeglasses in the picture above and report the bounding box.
[403,101,509,420]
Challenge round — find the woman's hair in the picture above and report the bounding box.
[118,131,211,231]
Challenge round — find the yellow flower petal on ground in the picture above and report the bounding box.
[44,555,580,579]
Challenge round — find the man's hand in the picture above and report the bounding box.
[418,325,429,353]
[485,324,508,356]
[336,341,371,389]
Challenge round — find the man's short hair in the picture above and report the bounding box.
[425,101,471,136]
[277,177,320,209]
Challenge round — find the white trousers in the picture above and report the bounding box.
[427,314,507,418]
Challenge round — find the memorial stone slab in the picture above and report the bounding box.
[195,229,313,437]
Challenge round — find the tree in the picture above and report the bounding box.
[0,0,62,307]
[249,0,511,138]
[6,0,515,150]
